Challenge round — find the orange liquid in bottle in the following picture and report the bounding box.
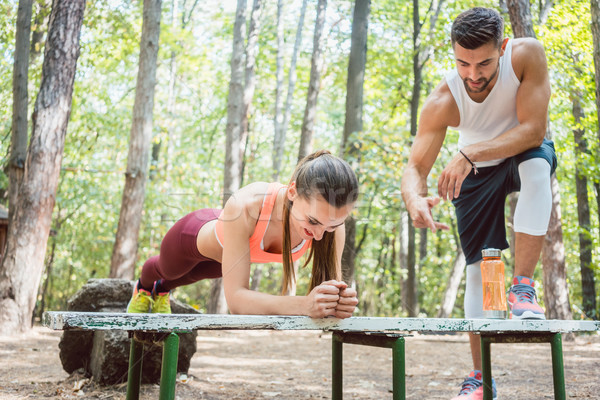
[480,249,507,319]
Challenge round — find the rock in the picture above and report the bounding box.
[58,278,199,384]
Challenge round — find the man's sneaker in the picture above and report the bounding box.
[451,370,497,400]
[151,282,172,314]
[507,276,546,319]
[127,282,153,313]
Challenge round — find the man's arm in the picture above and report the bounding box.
[401,81,456,232]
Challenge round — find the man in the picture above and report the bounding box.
[401,7,557,400]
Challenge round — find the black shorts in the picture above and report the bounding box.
[452,139,557,264]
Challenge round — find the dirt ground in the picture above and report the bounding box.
[0,326,598,399]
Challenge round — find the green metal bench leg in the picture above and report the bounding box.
[332,335,343,400]
[480,336,493,400]
[392,337,406,400]
[551,333,566,400]
[159,332,180,400]
[126,338,144,400]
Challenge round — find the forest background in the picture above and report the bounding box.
[0,0,598,331]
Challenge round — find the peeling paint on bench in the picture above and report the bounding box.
[42,311,600,334]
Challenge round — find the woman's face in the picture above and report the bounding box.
[287,183,354,241]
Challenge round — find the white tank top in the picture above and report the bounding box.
[446,39,520,167]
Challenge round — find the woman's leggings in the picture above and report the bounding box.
[140,208,223,291]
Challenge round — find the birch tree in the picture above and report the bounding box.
[110,0,163,279]
[272,0,308,181]
[437,226,465,318]
[240,0,262,184]
[298,0,327,162]
[0,0,86,334]
[208,0,247,314]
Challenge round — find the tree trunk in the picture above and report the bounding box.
[164,0,179,183]
[438,248,465,318]
[506,0,536,38]
[506,0,572,320]
[0,0,85,335]
[298,0,327,162]
[542,174,572,320]
[38,226,58,321]
[596,182,600,246]
[402,0,445,317]
[405,0,422,318]
[409,0,422,140]
[418,228,427,263]
[8,0,33,225]
[404,218,418,316]
[110,0,162,280]
[208,0,247,315]
[591,0,600,256]
[340,0,370,286]
[250,266,262,291]
[29,0,50,63]
[272,0,307,180]
[341,217,357,284]
[272,0,285,180]
[399,210,408,312]
[572,95,596,318]
[222,0,246,203]
[239,0,262,184]
[507,193,518,274]
[285,261,300,296]
[341,0,369,152]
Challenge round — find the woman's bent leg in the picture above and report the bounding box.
[139,209,222,290]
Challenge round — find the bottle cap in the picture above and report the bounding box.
[481,248,502,258]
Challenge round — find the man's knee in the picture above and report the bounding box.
[518,158,551,189]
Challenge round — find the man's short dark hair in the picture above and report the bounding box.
[451,7,504,49]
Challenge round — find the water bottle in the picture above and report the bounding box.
[480,248,507,319]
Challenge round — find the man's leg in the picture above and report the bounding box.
[510,158,552,319]
[468,333,481,370]
[450,262,499,400]
[464,261,484,370]
[514,232,544,277]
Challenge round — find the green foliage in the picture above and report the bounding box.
[1,0,597,318]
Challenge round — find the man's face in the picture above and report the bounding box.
[453,41,503,94]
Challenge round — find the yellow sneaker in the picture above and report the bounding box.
[127,282,154,313]
[151,288,171,314]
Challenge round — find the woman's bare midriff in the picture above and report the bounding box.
[196,219,223,262]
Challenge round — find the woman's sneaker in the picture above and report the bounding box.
[151,282,171,314]
[507,276,546,319]
[127,281,154,313]
[451,370,497,400]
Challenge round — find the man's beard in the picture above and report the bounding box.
[462,63,499,94]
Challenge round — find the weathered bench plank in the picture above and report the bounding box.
[42,311,599,400]
[43,311,599,333]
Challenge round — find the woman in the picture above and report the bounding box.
[127,150,359,318]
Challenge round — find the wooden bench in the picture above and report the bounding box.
[42,312,599,400]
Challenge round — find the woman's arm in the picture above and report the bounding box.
[333,224,359,318]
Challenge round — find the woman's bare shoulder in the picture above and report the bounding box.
[224,181,272,222]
